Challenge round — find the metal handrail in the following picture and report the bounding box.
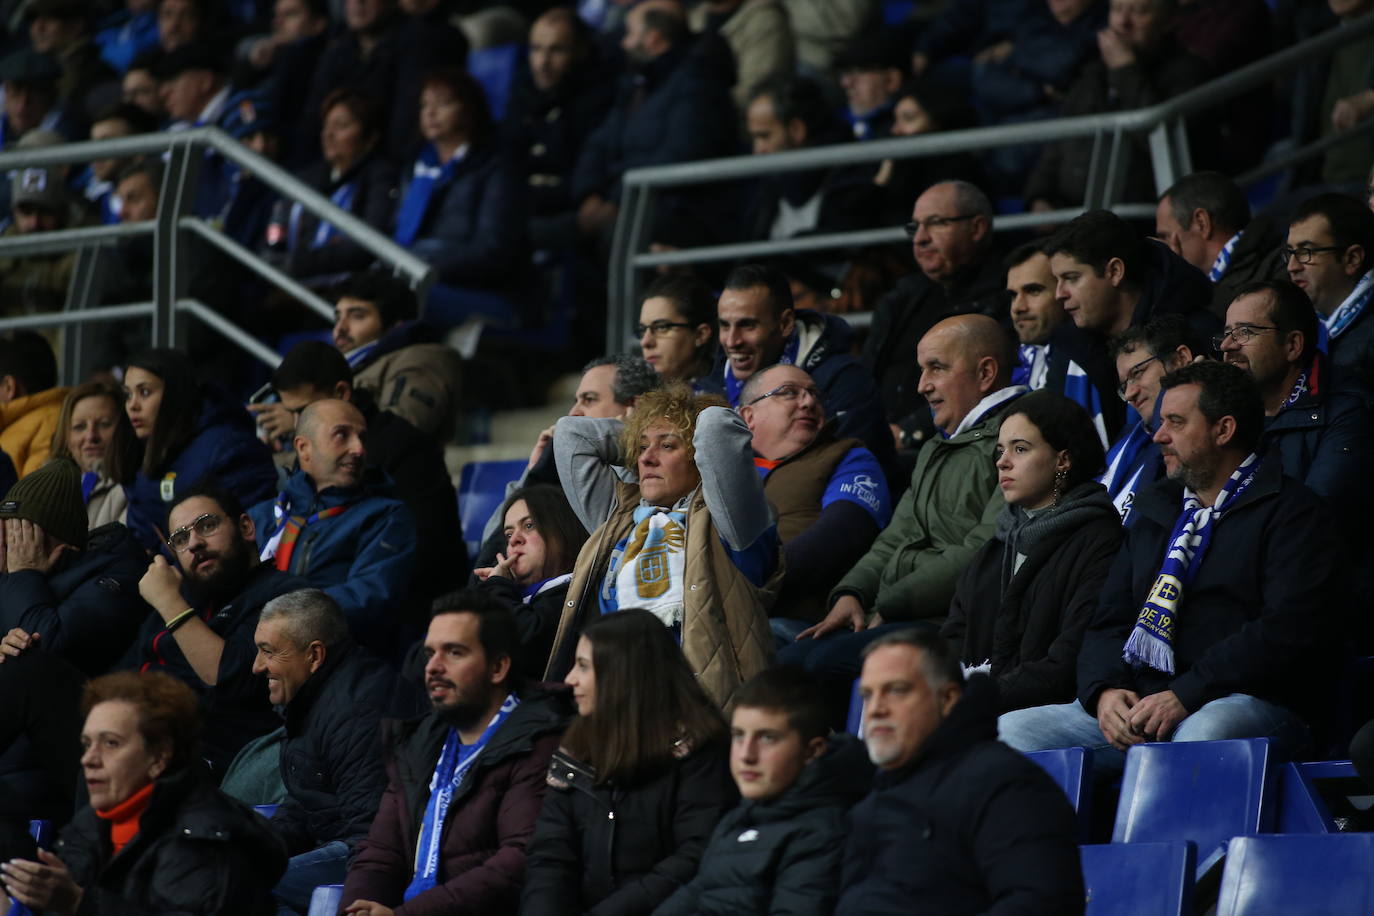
[0,127,434,377]
[606,11,1374,352]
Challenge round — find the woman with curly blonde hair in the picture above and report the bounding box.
[543,382,781,707]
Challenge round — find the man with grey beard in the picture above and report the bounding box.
[836,629,1081,916]
[340,591,570,916]
[247,399,416,659]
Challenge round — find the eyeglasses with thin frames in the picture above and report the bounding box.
[165,513,223,552]
[745,382,824,407]
[904,214,976,238]
[634,320,693,338]
[1117,354,1161,400]
[1212,324,1279,349]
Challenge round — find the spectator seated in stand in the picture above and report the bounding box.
[780,315,1026,719]
[838,630,1083,915]
[1102,315,1207,524]
[339,591,571,915]
[329,271,464,444]
[653,666,874,916]
[1005,241,1115,446]
[547,383,780,708]
[941,390,1123,713]
[25,0,118,134]
[394,68,530,332]
[247,399,417,659]
[94,0,161,75]
[472,484,589,682]
[522,609,737,916]
[1155,170,1285,319]
[120,48,165,120]
[1024,0,1210,210]
[638,274,722,395]
[79,101,159,224]
[687,0,795,112]
[0,331,70,478]
[0,166,95,325]
[3,671,288,915]
[250,340,463,613]
[832,30,906,141]
[302,0,405,163]
[1283,192,1374,392]
[501,6,617,255]
[716,263,898,487]
[0,457,150,677]
[999,361,1343,769]
[864,181,1007,455]
[739,363,892,644]
[121,348,278,554]
[251,589,427,914]
[232,0,331,168]
[276,88,398,283]
[129,483,309,774]
[475,353,660,569]
[152,42,236,214]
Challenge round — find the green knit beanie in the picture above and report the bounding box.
[0,456,87,550]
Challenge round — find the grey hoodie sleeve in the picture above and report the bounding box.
[554,415,626,533]
[693,407,776,551]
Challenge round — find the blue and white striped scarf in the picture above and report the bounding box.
[1322,268,1374,344]
[394,143,468,247]
[1208,231,1244,283]
[405,693,520,901]
[1123,453,1261,674]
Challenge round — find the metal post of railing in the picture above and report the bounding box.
[62,246,110,385]
[1102,125,1129,209]
[154,138,199,350]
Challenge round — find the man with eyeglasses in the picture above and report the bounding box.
[132,482,307,773]
[716,262,898,489]
[1218,280,1371,532]
[247,399,416,661]
[1101,316,1206,524]
[1284,193,1374,390]
[738,364,892,641]
[864,181,1006,455]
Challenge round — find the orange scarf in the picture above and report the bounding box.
[94,781,155,854]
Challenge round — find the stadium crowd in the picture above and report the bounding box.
[0,0,1374,913]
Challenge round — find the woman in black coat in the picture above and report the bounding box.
[0,671,286,915]
[473,484,589,681]
[942,390,1124,713]
[522,610,737,916]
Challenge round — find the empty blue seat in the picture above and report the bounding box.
[1081,841,1195,916]
[845,678,863,737]
[307,884,344,916]
[457,459,527,558]
[1216,834,1374,915]
[1114,738,1275,877]
[1026,747,1092,840]
[467,43,520,122]
[1275,759,1360,834]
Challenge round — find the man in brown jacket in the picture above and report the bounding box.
[341,591,570,916]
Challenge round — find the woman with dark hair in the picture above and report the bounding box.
[394,67,528,330]
[49,381,139,528]
[121,348,277,553]
[637,274,721,395]
[872,79,987,222]
[942,390,1123,713]
[522,609,736,916]
[473,484,589,679]
[282,88,398,281]
[0,670,286,914]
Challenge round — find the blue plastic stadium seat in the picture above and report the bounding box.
[467,43,520,122]
[457,459,527,558]
[1275,759,1360,834]
[1081,841,1195,916]
[845,678,863,737]
[1216,834,1374,915]
[1114,738,1275,878]
[5,822,54,916]
[1026,747,1092,840]
[307,884,344,916]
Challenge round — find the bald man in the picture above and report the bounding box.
[248,399,417,657]
[781,316,1029,708]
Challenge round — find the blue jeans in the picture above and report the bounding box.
[274,840,350,915]
[997,693,1312,772]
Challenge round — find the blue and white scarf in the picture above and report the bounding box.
[1062,358,1109,448]
[405,693,520,901]
[1122,453,1261,674]
[288,180,357,251]
[343,340,380,370]
[723,332,800,407]
[1100,420,1153,524]
[945,385,1028,439]
[1322,268,1374,344]
[394,143,467,247]
[1013,344,1049,389]
[1208,231,1244,283]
